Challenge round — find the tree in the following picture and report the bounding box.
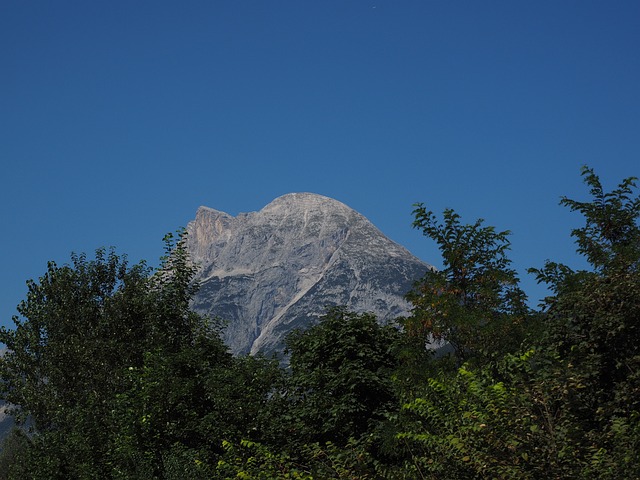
[109,345,284,477]
[0,429,30,480]
[0,231,233,478]
[560,166,640,274]
[396,167,640,479]
[0,247,156,477]
[395,343,610,480]
[405,206,529,365]
[529,167,640,477]
[281,307,400,447]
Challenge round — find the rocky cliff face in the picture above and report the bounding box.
[186,193,430,355]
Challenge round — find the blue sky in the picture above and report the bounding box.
[1,1,638,328]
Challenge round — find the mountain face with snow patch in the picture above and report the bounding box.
[186,193,430,356]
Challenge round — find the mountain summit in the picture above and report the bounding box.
[186,193,430,355]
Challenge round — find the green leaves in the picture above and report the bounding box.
[531,168,640,430]
[406,204,529,364]
[411,207,515,292]
[560,166,640,273]
[283,307,400,446]
[394,167,640,479]
[0,166,638,479]
[0,249,150,427]
[0,231,240,478]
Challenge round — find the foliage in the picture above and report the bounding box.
[0,247,156,477]
[396,167,640,478]
[0,166,638,479]
[214,437,385,479]
[560,166,640,273]
[0,231,241,478]
[532,168,640,408]
[394,166,640,479]
[108,336,232,477]
[110,345,283,474]
[396,348,590,479]
[214,439,313,479]
[405,206,529,365]
[282,307,401,447]
[0,429,29,480]
[527,167,640,477]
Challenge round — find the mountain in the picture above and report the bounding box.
[186,193,431,356]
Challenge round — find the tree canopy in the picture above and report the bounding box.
[0,167,638,479]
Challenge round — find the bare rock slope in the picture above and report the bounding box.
[187,193,430,355]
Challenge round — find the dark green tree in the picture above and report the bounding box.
[0,247,155,478]
[0,429,30,480]
[109,346,283,477]
[396,167,640,479]
[405,206,529,365]
[529,166,640,477]
[282,307,400,447]
[0,231,238,478]
[560,166,640,273]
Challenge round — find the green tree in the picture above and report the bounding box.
[405,206,529,365]
[0,231,235,478]
[529,166,640,477]
[109,346,284,477]
[560,166,640,273]
[396,346,597,480]
[0,429,30,480]
[282,307,400,447]
[396,167,640,479]
[0,247,155,477]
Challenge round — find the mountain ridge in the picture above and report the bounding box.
[187,193,430,355]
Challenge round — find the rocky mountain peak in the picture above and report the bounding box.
[187,194,430,355]
[260,192,355,217]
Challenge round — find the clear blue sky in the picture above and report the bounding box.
[1,1,638,329]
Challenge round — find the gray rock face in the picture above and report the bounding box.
[186,193,430,355]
